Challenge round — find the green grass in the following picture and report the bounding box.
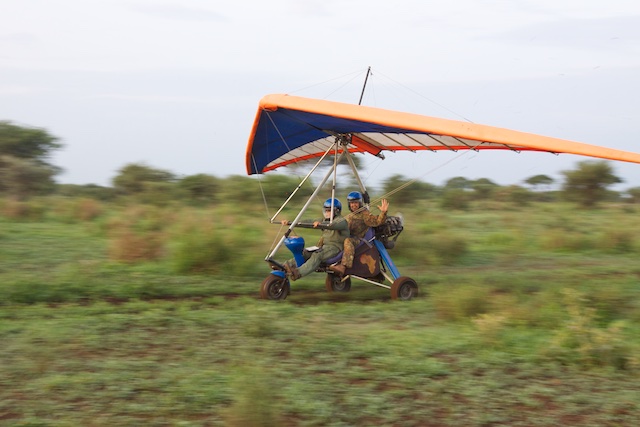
[1,199,640,425]
[2,300,639,426]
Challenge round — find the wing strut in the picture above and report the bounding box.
[268,143,336,224]
[342,138,371,204]
[265,138,346,261]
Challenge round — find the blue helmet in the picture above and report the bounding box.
[323,198,342,213]
[347,191,363,211]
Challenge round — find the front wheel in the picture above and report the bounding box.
[325,274,352,293]
[390,276,418,301]
[260,274,290,300]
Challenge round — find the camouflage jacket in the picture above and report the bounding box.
[347,209,387,239]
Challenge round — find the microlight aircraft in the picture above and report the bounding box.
[246,92,640,301]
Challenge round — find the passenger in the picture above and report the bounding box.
[329,191,389,276]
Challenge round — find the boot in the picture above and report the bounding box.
[329,263,346,276]
[284,264,301,281]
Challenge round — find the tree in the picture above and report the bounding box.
[494,185,533,205]
[0,155,57,197]
[470,178,499,200]
[56,183,116,201]
[381,174,438,206]
[561,161,621,207]
[0,121,62,163]
[112,163,176,195]
[625,187,640,204]
[178,174,220,205]
[525,174,554,191]
[217,175,263,206]
[0,121,62,198]
[440,188,470,210]
[443,176,471,191]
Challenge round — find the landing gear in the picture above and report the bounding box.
[260,274,290,300]
[325,274,352,293]
[390,276,418,301]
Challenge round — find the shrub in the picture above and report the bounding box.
[75,198,103,221]
[472,313,508,346]
[106,205,171,262]
[171,225,232,274]
[538,228,594,252]
[427,232,469,265]
[431,284,491,321]
[541,289,638,370]
[440,189,470,210]
[0,198,45,221]
[493,185,533,205]
[596,229,636,253]
[108,228,166,263]
[48,197,104,223]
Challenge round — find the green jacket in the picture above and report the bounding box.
[315,215,350,251]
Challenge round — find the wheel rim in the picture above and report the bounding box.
[333,279,349,292]
[261,275,289,300]
[399,283,415,299]
[325,274,351,293]
[391,276,418,301]
[269,281,286,298]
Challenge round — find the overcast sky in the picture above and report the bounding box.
[1,0,639,190]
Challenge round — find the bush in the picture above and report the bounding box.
[106,205,171,262]
[439,189,470,210]
[541,289,639,370]
[596,229,636,253]
[0,198,46,221]
[48,197,104,223]
[493,185,533,205]
[108,228,166,263]
[427,232,469,265]
[539,228,594,252]
[431,284,491,321]
[472,313,508,346]
[171,224,232,274]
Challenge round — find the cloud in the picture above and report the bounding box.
[0,85,44,96]
[130,2,227,22]
[0,32,39,45]
[490,15,640,52]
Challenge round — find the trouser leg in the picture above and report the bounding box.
[297,246,340,277]
[341,237,358,268]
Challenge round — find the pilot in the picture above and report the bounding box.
[329,191,389,276]
[280,198,349,281]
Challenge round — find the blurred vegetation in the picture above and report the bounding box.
[2,187,640,425]
[0,121,62,199]
[2,122,640,424]
[562,160,623,207]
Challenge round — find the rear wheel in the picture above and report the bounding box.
[260,274,290,300]
[390,276,418,301]
[325,274,352,292]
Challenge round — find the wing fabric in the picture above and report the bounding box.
[246,94,640,175]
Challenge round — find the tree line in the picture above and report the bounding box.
[2,120,640,208]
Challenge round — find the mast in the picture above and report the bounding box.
[358,66,371,106]
[356,66,372,204]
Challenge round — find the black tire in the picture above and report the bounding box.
[260,274,290,300]
[390,276,418,301]
[325,274,352,293]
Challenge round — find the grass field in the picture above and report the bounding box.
[1,198,640,426]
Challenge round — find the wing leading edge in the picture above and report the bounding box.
[246,94,640,175]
